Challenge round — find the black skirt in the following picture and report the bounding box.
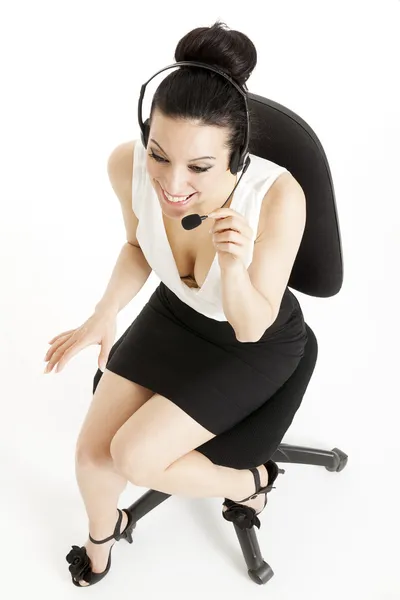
[96,282,308,444]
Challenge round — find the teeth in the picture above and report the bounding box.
[164,189,191,203]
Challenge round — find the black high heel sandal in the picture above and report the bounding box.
[66,508,135,587]
[222,460,285,530]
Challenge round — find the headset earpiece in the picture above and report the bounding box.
[229,149,242,175]
[141,119,150,148]
[229,147,251,174]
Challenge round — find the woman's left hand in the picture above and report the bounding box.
[208,208,254,270]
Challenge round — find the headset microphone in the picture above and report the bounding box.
[180,213,204,231]
[181,156,250,230]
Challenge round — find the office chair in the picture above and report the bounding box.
[124,92,347,585]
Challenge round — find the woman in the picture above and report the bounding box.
[44,21,308,587]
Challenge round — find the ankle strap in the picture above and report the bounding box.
[250,461,281,496]
[249,467,261,496]
[89,509,123,545]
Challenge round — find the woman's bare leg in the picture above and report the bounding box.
[73,369,154,586]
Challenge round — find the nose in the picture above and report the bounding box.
[162,166,193,196]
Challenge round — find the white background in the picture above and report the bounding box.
[0,1,399,598]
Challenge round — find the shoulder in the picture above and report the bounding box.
[107,140,136,192]
[256,171,306,241]
[107,141,141,246]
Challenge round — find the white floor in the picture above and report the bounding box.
[1,392,398,600]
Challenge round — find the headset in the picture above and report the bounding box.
[137,60,251,230]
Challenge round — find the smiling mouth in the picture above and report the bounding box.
[160,186,197,205]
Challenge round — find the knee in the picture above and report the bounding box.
[110,433,160,487]
[75,439,111,470]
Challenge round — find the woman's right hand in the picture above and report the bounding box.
[44,310,117,374]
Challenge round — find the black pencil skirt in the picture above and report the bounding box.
[93,282,308,465]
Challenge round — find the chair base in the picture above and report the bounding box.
[124,443,348,584]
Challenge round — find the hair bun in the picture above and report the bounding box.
[175,20,257,87]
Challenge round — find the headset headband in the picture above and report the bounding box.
[137,60,250,158]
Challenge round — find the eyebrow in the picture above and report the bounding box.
[150,139,216,162]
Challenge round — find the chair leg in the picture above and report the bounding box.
[233,523,274,585]
[272,444,348,471]
[125,489,171,524]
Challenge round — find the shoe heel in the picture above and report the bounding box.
[121,522,136,544]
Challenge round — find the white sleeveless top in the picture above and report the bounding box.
[132,140,288,321]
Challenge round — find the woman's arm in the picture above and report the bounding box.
[221,173,306,341]
[94,142,152,317]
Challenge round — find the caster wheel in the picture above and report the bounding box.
[248,561,274,585]
[325,447,348,472]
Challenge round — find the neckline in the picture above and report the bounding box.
[154,180,243,295]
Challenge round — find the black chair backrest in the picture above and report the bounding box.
[248,93,343,298]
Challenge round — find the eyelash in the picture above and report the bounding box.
[148,151,211,174]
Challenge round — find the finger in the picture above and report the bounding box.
[211,216,252,237]
[48,329,75,344]
[44,333,72,361]
[212,221,241,234]
[209,211,246,223]
[208,208,250,227]
[213,230,249,245]
[45,337,80,373]
[213,225,253,240]
[55,339,86,373]
[44,343,69,373]
[215,241,242,256]
[208,208,238,219]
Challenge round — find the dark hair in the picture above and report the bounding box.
[148,21,257,166]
